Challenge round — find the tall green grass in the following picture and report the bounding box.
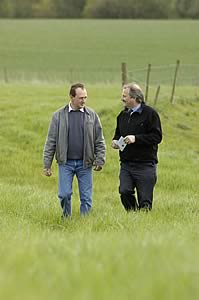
[0,83,199,299]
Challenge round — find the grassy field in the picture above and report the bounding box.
[0,81,199,300]
[0,19,199,83]
[0,19,199,300]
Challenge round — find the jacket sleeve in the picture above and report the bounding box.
[94,113,106,166]
[43,113,57,169]
[135,110,162,145]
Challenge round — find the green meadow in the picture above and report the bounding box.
[0,20,199,300]
[0,19,199,83]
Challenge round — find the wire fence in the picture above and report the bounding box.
[1,63,199,106]
[123,62,199,104]
[0,68,120,84]
[0,64,199,86]
[1,63,199,86]
[128,63,199,87]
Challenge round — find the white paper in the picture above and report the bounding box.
[116,136,127,152]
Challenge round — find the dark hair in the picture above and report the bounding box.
[124,83,145,103]
[69,83,85,97]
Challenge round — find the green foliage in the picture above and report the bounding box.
[83,0,174,19]
[176,0,199,18]
[0,0,199,18]
[53,0,86,18]
[0,0,38,18]
[0,0,86,18]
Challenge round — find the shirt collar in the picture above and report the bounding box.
[68,103,84,113]
[128,103,141,114]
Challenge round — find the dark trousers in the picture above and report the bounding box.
[119,162,157,211]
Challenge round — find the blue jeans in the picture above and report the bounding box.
[58,160,92,216]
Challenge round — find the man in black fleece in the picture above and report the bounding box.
[112,83,162,211]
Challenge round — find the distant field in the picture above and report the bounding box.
[0,19,199,83]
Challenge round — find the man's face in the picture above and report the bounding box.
[121,88,136,109]
[70,88,87,110]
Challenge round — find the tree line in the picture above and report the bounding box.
[0,0,198,19]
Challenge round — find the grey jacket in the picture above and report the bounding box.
[43,104,106,169]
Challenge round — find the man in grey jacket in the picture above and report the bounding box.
[43,83,106,217]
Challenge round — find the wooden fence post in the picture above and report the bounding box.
[121,62,128,86]
[153,85,160,107]
[170,60,180,104]
[3,67,8,83]
[145,63,151,103]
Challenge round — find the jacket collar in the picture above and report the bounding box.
[124,103,144,114]
[65,104,90,115]
[68,102,84,113]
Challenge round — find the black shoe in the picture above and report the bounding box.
[121,193,138,212]
[61,214,71,220]
[139,204,151,212]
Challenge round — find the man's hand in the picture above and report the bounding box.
[124,135,136,144]
[93,165,102,171]
[112,140,119,149]
[43,168,52,177]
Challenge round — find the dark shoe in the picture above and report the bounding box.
[121,193,138,211]
[139,204,151,212]
[61,214,71,221]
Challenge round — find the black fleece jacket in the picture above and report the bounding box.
[113,103,162,163]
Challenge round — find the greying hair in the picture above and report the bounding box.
[123,83,144,103]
